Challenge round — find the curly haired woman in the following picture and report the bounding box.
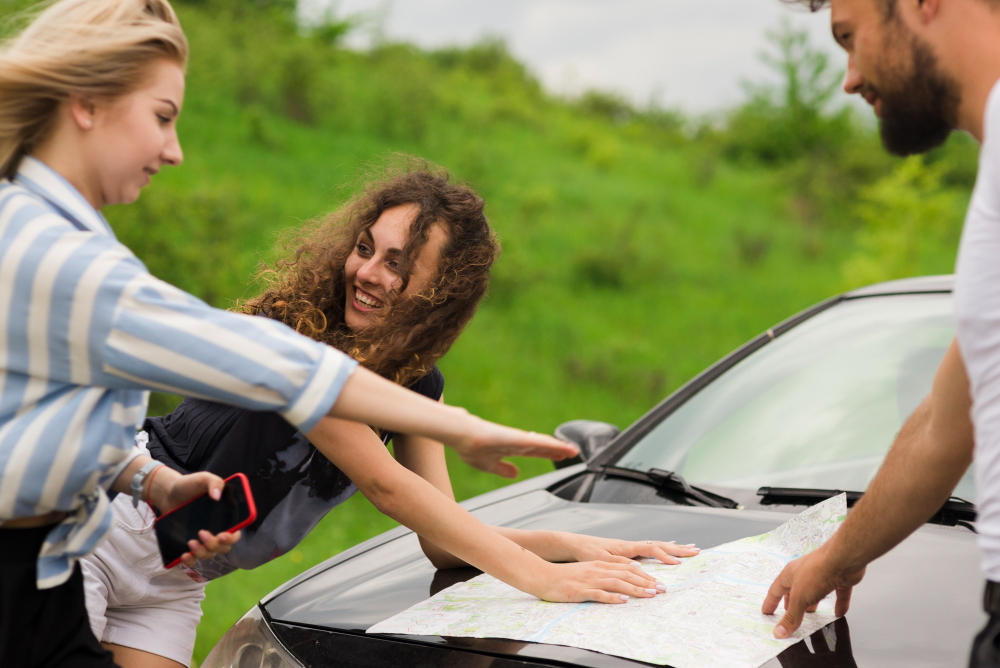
[81,162,699,668]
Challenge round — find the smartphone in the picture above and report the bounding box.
[154,473,256,569]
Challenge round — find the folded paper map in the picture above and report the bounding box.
[368,494,848,668]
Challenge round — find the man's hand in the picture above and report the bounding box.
[761,544,866,639]
[454,417,579,478]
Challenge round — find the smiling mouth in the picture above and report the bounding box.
[355,289,383,309]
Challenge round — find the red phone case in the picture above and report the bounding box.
[156,472,257,569]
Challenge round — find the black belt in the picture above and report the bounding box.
[985,581,1000,614]
[0,523,57,563]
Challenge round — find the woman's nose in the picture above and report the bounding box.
[162,132,183,166]
[355,258,381,285]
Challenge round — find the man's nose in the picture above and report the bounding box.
[843,55,864,95]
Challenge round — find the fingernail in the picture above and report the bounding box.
[685,543,696,547]
[644,588,656,595]
[656,584,667,591]
[774,624,789,639]
[630,561,641,567]
[619,594,629,601]
[655,579,664,584]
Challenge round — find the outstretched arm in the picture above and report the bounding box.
[307,416,665,604]
[762,338,975,638]
[389,398,699,569]
[327,367,579,477]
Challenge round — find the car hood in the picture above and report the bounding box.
[264,485,984,667]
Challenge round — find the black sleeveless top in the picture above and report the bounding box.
[144,366,444,579]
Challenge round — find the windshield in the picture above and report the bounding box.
[615,293,975,499]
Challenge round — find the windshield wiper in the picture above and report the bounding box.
[757,486,977,531]
[601,466,741,509]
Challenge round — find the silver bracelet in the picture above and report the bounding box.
[130,461,164,508]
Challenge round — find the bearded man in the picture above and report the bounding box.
[763,1,1000,664]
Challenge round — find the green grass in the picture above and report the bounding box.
[0,1,971,661]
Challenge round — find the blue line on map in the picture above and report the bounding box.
[522,602,595,642]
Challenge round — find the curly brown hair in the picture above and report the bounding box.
[242,158,500,388]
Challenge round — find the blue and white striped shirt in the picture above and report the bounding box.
[0,157,357,588]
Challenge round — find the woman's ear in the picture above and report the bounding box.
[67,93,96,130]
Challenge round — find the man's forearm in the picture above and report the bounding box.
[764,341,974,637]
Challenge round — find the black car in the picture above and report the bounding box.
[203,276,983,668]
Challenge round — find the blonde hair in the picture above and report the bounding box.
[0,0,188,178]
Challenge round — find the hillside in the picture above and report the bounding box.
[0,0,976,661]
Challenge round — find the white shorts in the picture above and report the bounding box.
[81,493,208,667]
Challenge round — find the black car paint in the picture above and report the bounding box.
[258,276,983,667]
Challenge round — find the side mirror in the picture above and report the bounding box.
[552,420,621,469]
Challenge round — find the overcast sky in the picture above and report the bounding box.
[298,0,845,114]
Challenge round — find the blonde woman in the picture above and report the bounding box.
[0,2,660,667]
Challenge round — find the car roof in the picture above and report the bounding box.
[845,274,953,297]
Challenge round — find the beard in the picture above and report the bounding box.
[872,30,961,157]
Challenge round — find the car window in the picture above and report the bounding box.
[615,294,975,498]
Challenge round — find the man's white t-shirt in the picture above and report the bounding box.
[955,78,1000,581]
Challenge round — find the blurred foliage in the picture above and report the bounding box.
[723,20,851,165]
[0,0,977,661]
[842,156,967,287]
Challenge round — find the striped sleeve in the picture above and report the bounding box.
[6,210,355,434]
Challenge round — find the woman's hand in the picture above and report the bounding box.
[147,468,242,567]
[526,560,667,604]
[560,534,700,566]
[329,368,580,477]
[456,416,579,478]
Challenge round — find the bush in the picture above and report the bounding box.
[841,157,967,287]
